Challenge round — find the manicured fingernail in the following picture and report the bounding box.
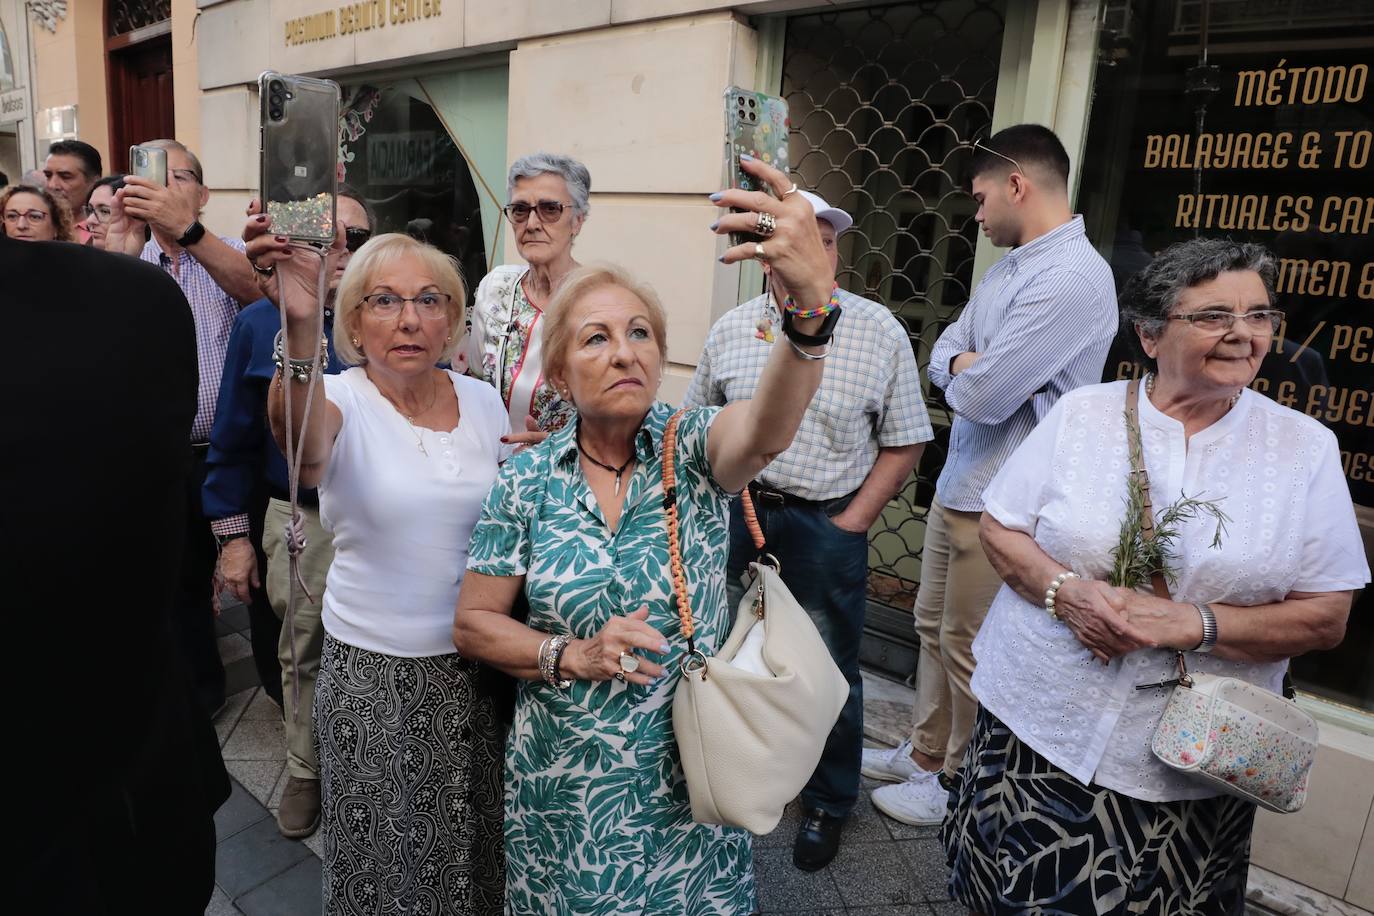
[709,192,724,202]
[255,215,268,223]
[709,220,719,231]
[659,643,670,654]
[717,255,726,263]
[499,436,509,443]
[275,236,288,243]
[740,153,754,162]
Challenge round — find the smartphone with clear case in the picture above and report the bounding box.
[129,144,167,186]
[724,86,790,246]
[259,71,339,245]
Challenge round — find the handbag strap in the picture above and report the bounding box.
[1126,377,1188,684]
[663,410,699,659]
[1125,378,1171,601]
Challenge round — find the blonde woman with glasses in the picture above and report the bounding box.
[244,226,511,914]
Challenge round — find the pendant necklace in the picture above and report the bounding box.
[577,428,635,496]
[379,374,440,457]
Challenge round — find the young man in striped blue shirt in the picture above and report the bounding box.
[864,124,1119,825]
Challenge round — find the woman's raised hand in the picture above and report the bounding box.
[710,156,834,312]
[563,606,670,686]
[243,198,346,328]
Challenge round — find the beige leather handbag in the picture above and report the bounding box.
[663,411,848,835]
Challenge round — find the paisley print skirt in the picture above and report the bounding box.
[941,708,1255,916]
[316,635,505,915]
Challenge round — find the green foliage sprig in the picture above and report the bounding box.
[1108,409,1229,590]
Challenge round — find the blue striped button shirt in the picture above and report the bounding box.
[928,216,1117,512]
[684,288,932,501]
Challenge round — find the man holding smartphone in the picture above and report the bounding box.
[106,139,261,719]
[685,191,932,871]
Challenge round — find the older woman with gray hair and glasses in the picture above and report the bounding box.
[942,237,1368,916]
[466,152,591,440]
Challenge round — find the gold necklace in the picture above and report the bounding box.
[378,373,440,456]
[1145,372,1240,408]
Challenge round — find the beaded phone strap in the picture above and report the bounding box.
[663,410,768,672]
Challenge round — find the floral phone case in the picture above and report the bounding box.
[724,87,790,245]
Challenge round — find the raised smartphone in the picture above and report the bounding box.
[129,144,167,186]
[259,71,339,245]
[724,86,790,246]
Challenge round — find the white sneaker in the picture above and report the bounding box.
[871,768,949,826]
[860,739,920,783]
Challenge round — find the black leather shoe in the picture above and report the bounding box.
[792,807,844,872]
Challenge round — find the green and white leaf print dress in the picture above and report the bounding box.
[467,403,755,916]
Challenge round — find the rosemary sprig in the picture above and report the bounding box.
[1109,408,1229,590]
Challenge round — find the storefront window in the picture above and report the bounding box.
[339,78,491,308]
[1077,0,1373,712]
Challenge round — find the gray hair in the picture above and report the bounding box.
[507,152,591,217]
[1120,238,1278,373]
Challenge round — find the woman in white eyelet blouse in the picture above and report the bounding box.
[942,238,1369,916]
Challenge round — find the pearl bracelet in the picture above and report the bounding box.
[1044,571,1079,619]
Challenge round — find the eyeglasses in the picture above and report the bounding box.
[4,209,49,224]
[82,204,114,224]
[1168,309,1284,334]
[973,139,1024,175]
[502,200,570,223]
[360,292,452,319]
[345,227,372,253]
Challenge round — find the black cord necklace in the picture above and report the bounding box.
[577,428,635,496]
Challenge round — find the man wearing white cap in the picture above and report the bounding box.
[684,190,932,871]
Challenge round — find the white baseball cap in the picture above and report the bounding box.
[797,190,853,234]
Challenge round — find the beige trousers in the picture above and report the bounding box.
[262,498,334,780]
[909,498,1005,780]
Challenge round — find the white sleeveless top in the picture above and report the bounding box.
[317,368,512,656]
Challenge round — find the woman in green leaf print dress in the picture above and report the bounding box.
[454,156,844,915]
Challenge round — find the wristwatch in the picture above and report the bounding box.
[214,531,249,549]
[176,220,207,247]
[780,306,842,347]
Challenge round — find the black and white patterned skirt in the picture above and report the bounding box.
[941,708,1255,916]
[316,635,505,916]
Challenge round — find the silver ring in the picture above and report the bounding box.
[755,211,777,238]
[780,183,799,199]
[618,652,641,674]
[251,259,275,277]
[754,242,767,260]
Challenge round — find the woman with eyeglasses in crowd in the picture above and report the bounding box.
[466,152,590,441]
[1,184,74,242]
[81,175,128,250]
[244,207,510,912]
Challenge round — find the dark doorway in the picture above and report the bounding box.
[106,1,174,170]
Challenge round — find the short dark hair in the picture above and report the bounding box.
[90,173,128,197]
[971,124,1070,187]
[1119,238,1277,373]
[0,170,9,188]
[339,183,376,231]
[47,140,103,178]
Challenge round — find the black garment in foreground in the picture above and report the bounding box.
[1,235,231,915]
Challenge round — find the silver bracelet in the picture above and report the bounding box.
[787,337,829,361]
[1044,571,1079,619]
[272,330,328,384]
[538,634,572,689]
[1192,603,1218,653]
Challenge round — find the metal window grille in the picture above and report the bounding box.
[108,0,170,37]
[782,1,1005,627]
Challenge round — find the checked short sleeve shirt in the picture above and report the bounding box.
[142,235,246,442]
[684,288,932,501]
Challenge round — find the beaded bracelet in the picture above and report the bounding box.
[538,634,572,689]
[272,330,329,384]
[782,281,841,319]
[1044,571,1079,620]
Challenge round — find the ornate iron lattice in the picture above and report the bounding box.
[782,1,1005,610]
[108,0,170,37]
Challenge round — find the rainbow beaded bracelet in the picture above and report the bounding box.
[783,282,841,319]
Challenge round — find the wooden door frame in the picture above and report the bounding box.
[104,10,172,171]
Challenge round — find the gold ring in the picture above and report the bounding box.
[780,183,799,199]
[754,242,767,260]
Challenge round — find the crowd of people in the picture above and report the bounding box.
[7,122,1367,916]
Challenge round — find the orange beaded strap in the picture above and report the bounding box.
[663,410,768,670]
